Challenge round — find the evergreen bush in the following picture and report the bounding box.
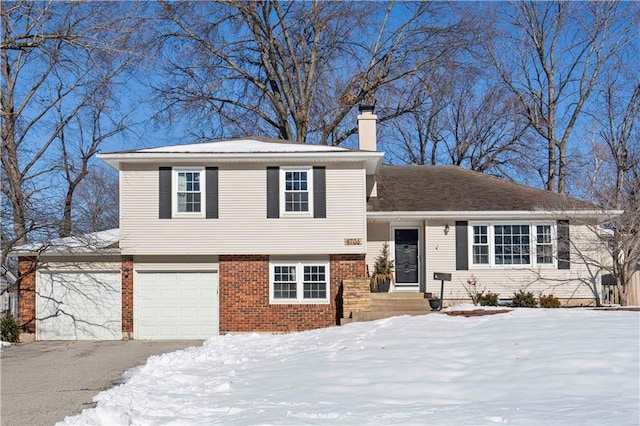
[370,242,394,292]
[511,290,538,308]
[1,313,20,343]
[478,292,499,306]
[539,294,562,308]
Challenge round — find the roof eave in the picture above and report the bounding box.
[98,151,384,173]
[367,210,623,220]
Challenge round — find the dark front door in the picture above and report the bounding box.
[394,228,419,284]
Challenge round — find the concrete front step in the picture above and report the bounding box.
[370,292,432,311]
[351,309,432,322]
[370,292,428,299]
[371,300,432,310]
[341,291,438,325]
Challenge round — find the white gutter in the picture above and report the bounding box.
[367,210,623,220]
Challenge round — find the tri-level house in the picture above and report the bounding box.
[14,107,614,340]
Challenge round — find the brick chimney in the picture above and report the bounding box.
[357,105,377,151]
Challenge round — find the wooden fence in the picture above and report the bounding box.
[602,271,640,306]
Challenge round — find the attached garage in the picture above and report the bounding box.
[36,271,122,340]
[134,271,219,339]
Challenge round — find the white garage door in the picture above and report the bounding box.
[134,272,218,339]
[37,271,122,340]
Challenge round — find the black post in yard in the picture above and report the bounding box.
[433,272,451,312]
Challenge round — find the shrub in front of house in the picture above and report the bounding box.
[1,313,20,343]
[464,275,485,305]
[510,290,538,308]
[539,294,562,308]
[478,292,499,306]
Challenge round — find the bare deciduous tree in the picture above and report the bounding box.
[486,1,638,193]
[443,82,530,178]
[1,1,144,258]
[154,0,478,145]
[72,165,119,234]
[587,77,640,305]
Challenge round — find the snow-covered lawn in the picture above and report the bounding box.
[62,309,639,425]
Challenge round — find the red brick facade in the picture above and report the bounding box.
[18,253,365,338]
[219,254,366,333]
[17,257,37,333]
[121,256,134,335]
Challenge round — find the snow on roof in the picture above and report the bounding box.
[10,229,120,256]
[136,139,349,154]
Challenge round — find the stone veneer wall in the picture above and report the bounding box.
[341,278,371,319]
[219,254,366,333]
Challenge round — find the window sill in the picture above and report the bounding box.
[470,264,557,269]
[280,212,313,218]
[172,213,205,219]
[270,299,330,305]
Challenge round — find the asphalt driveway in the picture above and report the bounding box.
[1,340,203,426]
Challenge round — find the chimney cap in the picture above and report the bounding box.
[358,104,375,113]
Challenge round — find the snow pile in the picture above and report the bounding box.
[61,309,639,425]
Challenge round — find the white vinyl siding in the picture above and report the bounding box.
[133,255,219,271]
[119,163,366,255]
[424,219,601,301]
[366,222,389,276]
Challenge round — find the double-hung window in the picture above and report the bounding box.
[536,225,554,265]
[471,222,555,267]
[281,167,313,216]
[270,261,329,304]
[472,225,489,264]
[173,168,205,217]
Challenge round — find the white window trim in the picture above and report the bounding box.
[280,166,313,217]
[172,167,206,218]
[468,221,557,268]
[470,223,490,267]
[269,260,330,304]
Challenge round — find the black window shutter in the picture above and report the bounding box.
[266,167,279,218]
[557,220,570,269]
[455,221,469,271]
[159,167,172,219]
[313,167,326,218]
[206,167,218,219]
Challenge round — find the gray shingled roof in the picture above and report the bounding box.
[368,165,597,212]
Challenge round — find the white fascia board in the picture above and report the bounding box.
[367,210,623,220]
[98,151,384,174]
